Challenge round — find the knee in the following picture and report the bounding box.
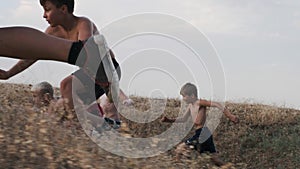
[60,76,73,93]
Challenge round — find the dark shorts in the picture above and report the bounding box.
[68,37,120,84]
[185,127,216,153]
[73,57,120,105]
[95,57,121,83]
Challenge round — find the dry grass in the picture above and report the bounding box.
[0,82,299,169]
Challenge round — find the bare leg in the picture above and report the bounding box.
[0,26,119,87]
[60,75,76,109]
[0,27,121,125]
[0,27,71,61]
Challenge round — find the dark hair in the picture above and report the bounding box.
[180,82,198,98]
[40,0,74,13]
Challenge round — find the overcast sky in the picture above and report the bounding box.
[0,0,299,109]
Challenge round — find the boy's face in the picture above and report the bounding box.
[32,90,48,108]
[42,1,65,27]
[181,93,195,104]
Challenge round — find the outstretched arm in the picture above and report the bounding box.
[199,99,239,123]
[0,59,36,79]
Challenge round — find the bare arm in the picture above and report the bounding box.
[0,59,36,79]
[78,18,117,59]
[161,105,191,123]
[0,27,59,80]
[199,99,239,123]
[77,18,94,40]
[0,26,59,80]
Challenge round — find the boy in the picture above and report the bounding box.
[30,81,125,130]
[0,0,120,110]
[161,82,238,165]
[31,81,56,109]
[0,28,118,103]
[0,1,132,124]
[0,7,119,128]
[31,81,71,119]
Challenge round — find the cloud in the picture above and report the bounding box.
[173,0,300,40]
[5,0,45,29]
[69,0,300,40]
[14,0,34,15]
[0,0,299,108]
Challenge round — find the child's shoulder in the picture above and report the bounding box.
[45,26,62,35]
[77,16,95,25]
[76,16,98,32]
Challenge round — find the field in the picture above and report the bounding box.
[0,83,299,169]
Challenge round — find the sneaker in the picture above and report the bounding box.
[103,117,122,129]
[113,120,121,129]
[94,117,119,132]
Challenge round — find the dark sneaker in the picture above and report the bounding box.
[104,117,121,129]
[113,120,121,129]
[94,117,122,133]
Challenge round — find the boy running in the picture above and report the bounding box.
[161,82,238,165]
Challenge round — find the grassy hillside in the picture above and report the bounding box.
[0,83,299,169]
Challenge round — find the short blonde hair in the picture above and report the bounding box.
[31,81,54,97]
